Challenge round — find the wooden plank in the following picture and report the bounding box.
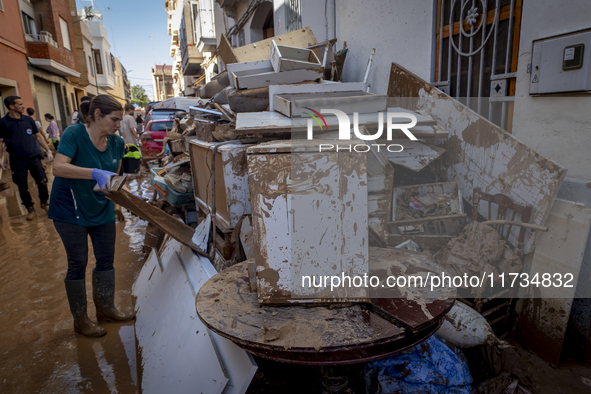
[381,139,446,172]
[387,63,567,254]
[133,243,229,394]
[100,182,205,255]
[189,142,230,223]
[233,27,318,63]
[219,33,238,65]
[516,199,591,367]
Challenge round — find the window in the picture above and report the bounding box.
[22,12,37,36]
[71,93,77,111]
[59,17,71,50]
[93,49,103,74]
[433,0,523,130]
[286,0,302,32]
[149,121,174,132]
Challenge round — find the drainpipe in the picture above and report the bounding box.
[161,64,166,100]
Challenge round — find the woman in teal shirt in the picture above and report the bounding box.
[49,95,134,337]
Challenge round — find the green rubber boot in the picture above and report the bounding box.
[92,269,135,322]
[64,279,106,337]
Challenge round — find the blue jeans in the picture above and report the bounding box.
[53,221,116,280]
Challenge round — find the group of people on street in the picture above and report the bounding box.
[0,94,134,337]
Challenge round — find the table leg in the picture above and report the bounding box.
[321,366,355,394]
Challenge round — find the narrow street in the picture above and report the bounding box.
[0,163,148,393]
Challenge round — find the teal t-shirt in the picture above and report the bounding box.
[48,123,125,227]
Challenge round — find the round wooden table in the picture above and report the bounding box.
[195,247,456,366]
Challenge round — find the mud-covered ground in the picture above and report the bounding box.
[2,162,591,393]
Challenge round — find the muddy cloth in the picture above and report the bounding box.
[434,222,522,297]
[364,335,472,393]
[163,171,193,194]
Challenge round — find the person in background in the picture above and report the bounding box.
[135,113,144,134]
[71,96,91,125]
[0,96,53,220]
[26,108,46,139]
[120,104,138,146]
[49,94,133,337]
[26,107,50,164]
[45,114,60,150]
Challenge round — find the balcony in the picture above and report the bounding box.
[25,31,80,78]
[25,32,59,48]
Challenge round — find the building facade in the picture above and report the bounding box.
[0,0,35,118]
[1,0,130,130]
[166,0,219,97]
[19,0,81,131]
[152,65,175,101]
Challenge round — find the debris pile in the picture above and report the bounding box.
[102,26,580,394]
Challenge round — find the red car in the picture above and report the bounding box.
[140,119,175,160]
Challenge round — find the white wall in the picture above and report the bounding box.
[512,1,591,181]
[301,0,335,43]
[334,0,434,94]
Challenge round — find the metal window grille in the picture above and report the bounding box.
[433,0,522,131]
[286,0,302,32]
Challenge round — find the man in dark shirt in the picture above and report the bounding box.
[0,96,54,220]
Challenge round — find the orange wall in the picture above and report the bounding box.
[0,0,27,49]
[0,0,34,107]
[0,46,34,107]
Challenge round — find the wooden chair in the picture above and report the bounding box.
[472,187,532,260]
[460,187,533,338]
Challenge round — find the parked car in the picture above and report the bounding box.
[144,108,185,126]
[140,119,175,160]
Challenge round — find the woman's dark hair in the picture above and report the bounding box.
[79,95,123,124]
[44,113,54,120]
[124,103,134,112]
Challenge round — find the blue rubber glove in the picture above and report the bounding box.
[91,168,118,191]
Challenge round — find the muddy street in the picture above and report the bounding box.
[0,164,149,393]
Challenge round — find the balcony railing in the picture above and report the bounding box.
[25,31,59,49]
